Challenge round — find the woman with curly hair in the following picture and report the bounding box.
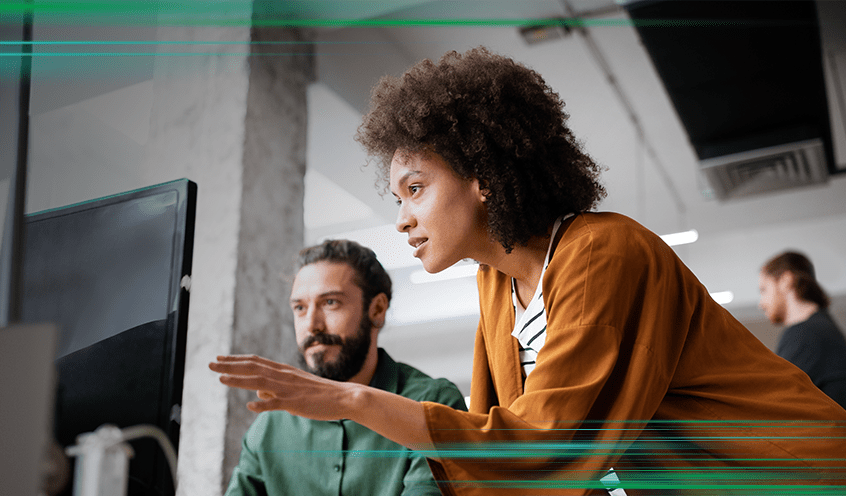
[212,47,846,495]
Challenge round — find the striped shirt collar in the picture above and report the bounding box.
[511,214,571,377]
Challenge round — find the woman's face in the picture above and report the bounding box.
[390,151,489,273]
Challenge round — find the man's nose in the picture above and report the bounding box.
[304,306,325,334]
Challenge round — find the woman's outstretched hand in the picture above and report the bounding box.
[208,354,355,421]
[210,354,433,451]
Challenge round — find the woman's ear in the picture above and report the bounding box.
[475,179,490,203]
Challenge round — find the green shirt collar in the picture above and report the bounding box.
[368,347,399,394]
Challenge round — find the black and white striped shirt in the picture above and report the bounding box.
[511,215,570,378]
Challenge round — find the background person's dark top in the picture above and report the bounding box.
[777,310,846,409]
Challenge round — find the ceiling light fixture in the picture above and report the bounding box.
[709,291,734,305]
[659,229,699,247]
[519,18,572,45]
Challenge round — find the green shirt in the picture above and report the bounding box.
[225,348,467,496]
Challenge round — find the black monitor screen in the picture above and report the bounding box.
[21,179,196,496]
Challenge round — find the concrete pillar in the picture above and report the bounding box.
[223,25,314,489]
[141,20,313,496]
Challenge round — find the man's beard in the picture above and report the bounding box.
[297,315,372,382]
[767,298,787,325]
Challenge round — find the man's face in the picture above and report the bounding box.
[290,261,374,382]
[758,271,788,325]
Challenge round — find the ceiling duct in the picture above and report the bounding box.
[624,0,835,201]
[699,138,827,200]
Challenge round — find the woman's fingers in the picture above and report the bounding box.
[209,353,347,421]
[209,360,258,376]
[247,398,287,413]
[209,355,291,377]
[217,371,278,392]
[257,390,276,400]
[215,354,265,362]
[212,354,287,371]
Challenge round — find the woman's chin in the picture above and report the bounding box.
[420,260,441,274]
[421,258,456,275]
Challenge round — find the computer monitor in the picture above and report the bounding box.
[21,178,197,496]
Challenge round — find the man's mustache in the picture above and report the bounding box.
[300,333,344,350]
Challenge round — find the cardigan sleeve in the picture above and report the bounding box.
[420,214,695,495]
[468,315,499,414]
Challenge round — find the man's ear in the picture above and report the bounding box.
[369,293,389,330]
[778,271,796,294]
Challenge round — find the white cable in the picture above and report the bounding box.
[65,425,133,496]
[119,424,179,491]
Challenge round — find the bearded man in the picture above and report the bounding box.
[759,250,846,409]
[225,239,466,496]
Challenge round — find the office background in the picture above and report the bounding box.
[5,1,846,494]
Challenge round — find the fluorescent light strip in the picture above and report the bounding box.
[709,291,734,305]
[660,229,698,247]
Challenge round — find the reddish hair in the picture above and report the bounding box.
[762,251,830,309]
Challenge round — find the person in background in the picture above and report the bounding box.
[224,239,467,496]
[759,250,846,408]
[212,47,846,495]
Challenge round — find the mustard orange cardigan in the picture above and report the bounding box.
[423,213,846,495]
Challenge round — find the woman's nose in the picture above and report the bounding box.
[395,202,414,233]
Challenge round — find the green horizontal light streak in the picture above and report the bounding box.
[435,419,846,426]
[0,2,759,28]
[1,52,290,57]
[250,445,844,490]
[259,447,845,457]
[0,40,398,57]
[446,479,846,492]
[7,17,749,28]
[244,18,725,28]
[0,40,385,46]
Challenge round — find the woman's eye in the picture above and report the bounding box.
[409,185,421,195]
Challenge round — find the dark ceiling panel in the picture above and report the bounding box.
[625,0,833,171]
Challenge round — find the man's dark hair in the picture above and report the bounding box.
[355,46,606,253]
[762,251,830,309]
[296,239,392,309]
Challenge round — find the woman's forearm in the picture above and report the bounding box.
[343,382,435,452]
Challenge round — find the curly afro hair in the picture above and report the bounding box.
[355,46,606,253]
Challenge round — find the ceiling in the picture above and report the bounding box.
[301,0,846,392]
[629,1,833,162]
